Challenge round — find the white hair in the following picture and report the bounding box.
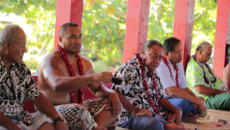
[196,41,213,52]
[0,24,22,47]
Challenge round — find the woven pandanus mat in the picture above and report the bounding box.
[183,109,230,130]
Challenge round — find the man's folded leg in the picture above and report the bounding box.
[119,115,169,130]
[206,93,230,110]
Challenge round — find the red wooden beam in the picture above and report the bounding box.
[173,0,195,70]
[122,0,150,63]
[54,0,83,50]
[213,0,230,80]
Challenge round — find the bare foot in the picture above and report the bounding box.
[182,114,200,123]
[92,126,107,130]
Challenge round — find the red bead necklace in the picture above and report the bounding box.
[162,57,180,88]
[136,54,161,114]
[57,45,84,104]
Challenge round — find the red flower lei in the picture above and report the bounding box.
[57,45,84,104]
[136,54,161,114]
[162,57,180,88]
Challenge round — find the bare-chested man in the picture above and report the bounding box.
[38,22,121,130]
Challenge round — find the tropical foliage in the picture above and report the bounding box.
[148,0,217,55]
[0,0,218,71]
[0,0,56,70]
[82,0,127,67]
[148,0,175,42]
[192,0,217,55]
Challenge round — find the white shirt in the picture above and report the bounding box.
[156,58,188,90]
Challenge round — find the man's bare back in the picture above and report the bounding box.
[38,50,95,105]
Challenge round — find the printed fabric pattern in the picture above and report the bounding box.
[0,58,40,120]
[112,55,165,125]
[55,98,119,130]
[186,57,224,100]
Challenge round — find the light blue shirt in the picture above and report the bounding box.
[156,59,187,90]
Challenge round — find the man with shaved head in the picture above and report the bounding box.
[186,41,230,111]
[38,22,121,130]
[0,24,68,130]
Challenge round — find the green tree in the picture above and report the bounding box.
[148,0,217,59]
[0,0,128,71]
[82,0,127,66]
[0,0,218,71]
[192,0,217,57]
[148,0,175,43]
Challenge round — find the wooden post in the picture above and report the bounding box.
[213,0,230,80]
[122,0,150,63]
[173,0,195,70]
[54,0,83,50]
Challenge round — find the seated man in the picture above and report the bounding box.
[112,40,186,130]
[223,45,230,91]
[156,37,207,123]
[38,22,121,130]
[0,24,68,130]
[186,41,230,110]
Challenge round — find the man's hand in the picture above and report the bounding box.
[169,110,182,125]
[92,72,113,83]
[132,108,153,116]
[106,92,121,117]
[55,121,69,130]
[197,102,207,117]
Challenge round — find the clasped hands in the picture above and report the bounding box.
[132,108,182,125]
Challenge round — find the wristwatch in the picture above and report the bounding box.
[53,116,64,124]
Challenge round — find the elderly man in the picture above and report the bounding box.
[112,40,186,130]
[156,37,207,123]
[38,22,121,130]
[0,24,68,130]
[186,41,230,110]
